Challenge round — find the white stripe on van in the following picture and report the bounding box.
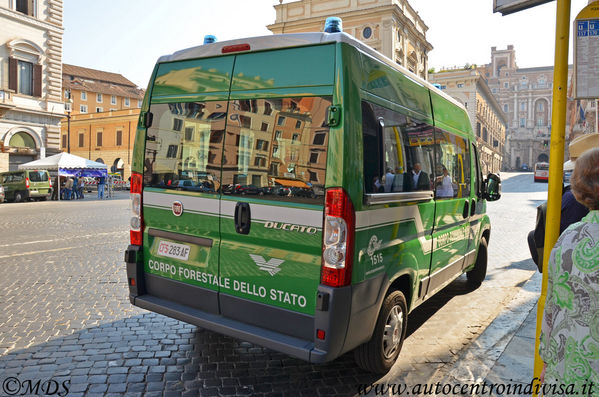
[355,205,425,233]
[220,200,323,228]
[143,191,220,215]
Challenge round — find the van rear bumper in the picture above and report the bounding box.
[125,245,352,363]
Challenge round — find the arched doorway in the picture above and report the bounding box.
[537,153,549,163]
[95,158,104,164]
[111,158,124,178]
[8,131,38,170]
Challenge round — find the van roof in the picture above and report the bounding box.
[157,32,464,111]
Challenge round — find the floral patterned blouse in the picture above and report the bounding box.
[540,210,599,396]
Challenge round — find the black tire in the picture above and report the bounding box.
[14,191,23,203]
[467,237,488,289]
[354,290,408,374]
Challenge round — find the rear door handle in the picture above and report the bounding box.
[470,199,476,216]
[234,202,251,235]
[462,200,470,219]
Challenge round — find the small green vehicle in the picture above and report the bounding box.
[0,169,52,202]
[125,18,501,373]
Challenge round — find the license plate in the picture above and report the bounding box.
[30,190,38,193]
[156,240,191,261]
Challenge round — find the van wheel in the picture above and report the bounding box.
[467,237,488,289]
[14,192,23,203]
[354,290,407,374]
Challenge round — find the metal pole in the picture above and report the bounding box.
[533,0,571,393]
[67,112,71,154]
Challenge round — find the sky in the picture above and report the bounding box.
[63,0,591,88]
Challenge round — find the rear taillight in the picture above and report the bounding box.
[130,172,144,246]
[48,178,52,188]
[25,177,30,189]
[321,188,355,287]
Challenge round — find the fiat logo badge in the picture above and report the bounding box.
[172,201,183,216]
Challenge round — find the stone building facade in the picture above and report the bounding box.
[478,45,574,170]
[61,64,144,179]
[0,0,64,171]
[61,108,140,181]
[429,68,507,174]
[267,0,432,80]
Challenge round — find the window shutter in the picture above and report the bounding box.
[33,64,42,97]
[8,57,18,91]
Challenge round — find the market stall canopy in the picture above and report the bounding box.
[18,152,108,177]
[273,178,309,188]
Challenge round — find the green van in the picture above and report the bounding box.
[0,169,52,202]
[125,23,501,373]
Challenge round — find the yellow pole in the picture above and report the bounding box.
[533,0,571,394]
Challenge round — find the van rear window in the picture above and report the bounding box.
[28,171,48,182]
[143,97,332,204]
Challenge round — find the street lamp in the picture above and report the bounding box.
[66,98,73,153]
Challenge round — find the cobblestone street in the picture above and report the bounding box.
[0,173,547,396]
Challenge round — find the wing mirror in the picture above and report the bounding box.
[483,173,501,201]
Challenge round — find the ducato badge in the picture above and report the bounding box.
[172,201,183,216]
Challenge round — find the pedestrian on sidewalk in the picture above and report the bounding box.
[539,147,599,394]
[97,175,105,199]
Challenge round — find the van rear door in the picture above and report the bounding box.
[216,46,335,340]
[141,56,235,314]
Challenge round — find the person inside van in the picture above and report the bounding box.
[384,168,395,192]
[403,162,430,191]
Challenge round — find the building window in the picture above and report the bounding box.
[65,102,71,112]
[111,95,116,105]
[537,118,544,127]
[166,145,178,158]
[255,139,268,151]
[520,118,526,127]
[310,151,319,163]
[457,83,464,88]
[184,127,194,141]
[173,118,183,131]
[137,100,142,108]
[124,97,130,107]
[313,132,326,145]
[81,91,87,100]
[116,130,123,146]
[504,82,509,88]
[254,156,266,167]
[277,116,286,126]
[61,135,66,149]
[17,60,33,96]
[96,107,103,113]
[80,105,88,113]
[295,120,302,129]
[492,88,497,94]
[64,89,71,99]
[537,102,544,111]
[292,133,299,142]
[363,26,372,39]
[503,104,509,112]
[260,122,269,132]
[97,93,103,103]
[483,128,488,142]
[520,102,526,111]
[96,131,103,147]
[78,133,84,148]
[15,0,34,16]
[275,130,282,140]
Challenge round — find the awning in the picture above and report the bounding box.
[273,178,309,188]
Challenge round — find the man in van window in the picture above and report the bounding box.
[403,162,430,191]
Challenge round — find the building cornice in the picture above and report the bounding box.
[0,7,64,34]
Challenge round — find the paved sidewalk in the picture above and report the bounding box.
[433,271,542,393]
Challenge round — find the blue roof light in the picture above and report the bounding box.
[203,35,217,44]
[324,17,342,33]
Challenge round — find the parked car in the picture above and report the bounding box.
[0,185,4,203]
[235,184,264,195]
[0,169,52,202]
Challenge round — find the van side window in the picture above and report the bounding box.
[434,130,471,199]
[362,101,434,194]
[472,143,482,196]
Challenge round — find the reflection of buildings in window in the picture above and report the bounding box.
[277,116,286,126]
[313,132,326,145]
[173,118,183,131]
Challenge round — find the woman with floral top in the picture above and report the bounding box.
[540,147,599,396]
